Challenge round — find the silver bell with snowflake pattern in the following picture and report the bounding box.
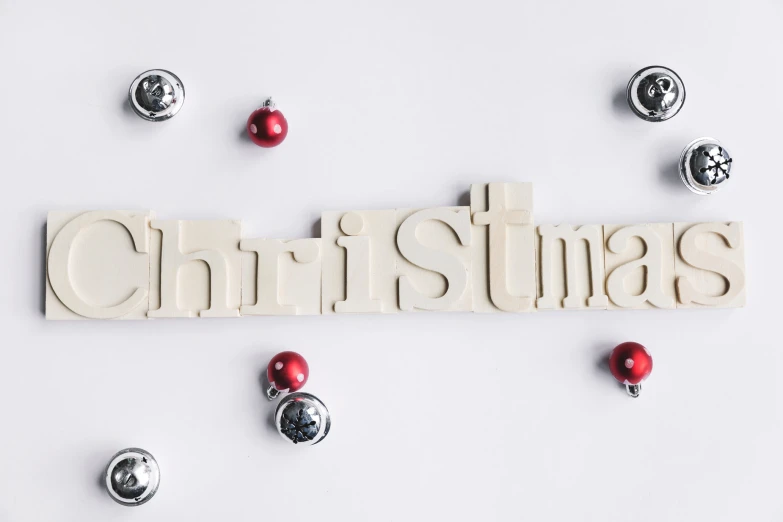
[104,448,160,506]
[626,65,685,122]
[275,392,331,446]
[679,137,733,195]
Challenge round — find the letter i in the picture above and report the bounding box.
[335,212,382,313]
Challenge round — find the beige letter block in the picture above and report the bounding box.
[471,182,536,313]
[537,224,608,310]
[674,222,746,308]
[396,207,473,312]
[321,210,398,314]
[46,210,153,320]
[604,224,676,310]
[240,238,321,315]
[148,220,242,318]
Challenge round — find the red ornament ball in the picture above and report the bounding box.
[246,105,288,147]
[609,342,653,385]
[267,351,309,395]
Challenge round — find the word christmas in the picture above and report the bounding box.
[44,183,746,320]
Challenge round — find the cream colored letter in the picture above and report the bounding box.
[397,208,472,311]
[606,225,675,309]
[472,183,534,312]
[676,222,745,307]
[336,212,382,313]
[47,211,150,319]
[240,238,320,315]
[537,224,608,309]
[148,220,239,318]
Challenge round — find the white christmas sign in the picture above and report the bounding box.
[44,182,746,320]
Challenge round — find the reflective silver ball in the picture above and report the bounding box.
[627,66,685,122]
[679,137,733,195]
[105,448,160,506]
[275,392,331,446]
[129,69,185,122]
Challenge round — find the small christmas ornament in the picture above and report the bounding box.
[129,69,185,122]
[246,98,288,147]
[275,392,331,445]
[266,351,309,400]
[679,137,733,195]
[609,342,653,398]
[104,448,160,506]
[626,65,685,122]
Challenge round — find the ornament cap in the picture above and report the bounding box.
[626,383,642,398]
[261,97,276,111]
[266,384,280,401]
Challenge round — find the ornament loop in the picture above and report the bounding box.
[266,385,281,401]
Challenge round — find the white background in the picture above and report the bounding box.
[0,0,781,520]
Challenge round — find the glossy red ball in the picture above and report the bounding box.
[246,107,288,147]
[609,342,653,385]
[267,351,309,394]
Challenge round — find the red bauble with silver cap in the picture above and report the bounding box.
[266,351,309,400]
[246,97,288,148]
[609,342,653,397]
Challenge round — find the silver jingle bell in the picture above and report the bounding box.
[104,448,160,506]
[679,137,733,195]
[275,392,331,446]
[626,66,685,122]
[129,69,185,122]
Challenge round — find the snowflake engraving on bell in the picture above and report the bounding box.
[104,448,160,506]
[626,66,685,122]
[129,69,185,122]
[679,137,733,195]
[275,392,331,446]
